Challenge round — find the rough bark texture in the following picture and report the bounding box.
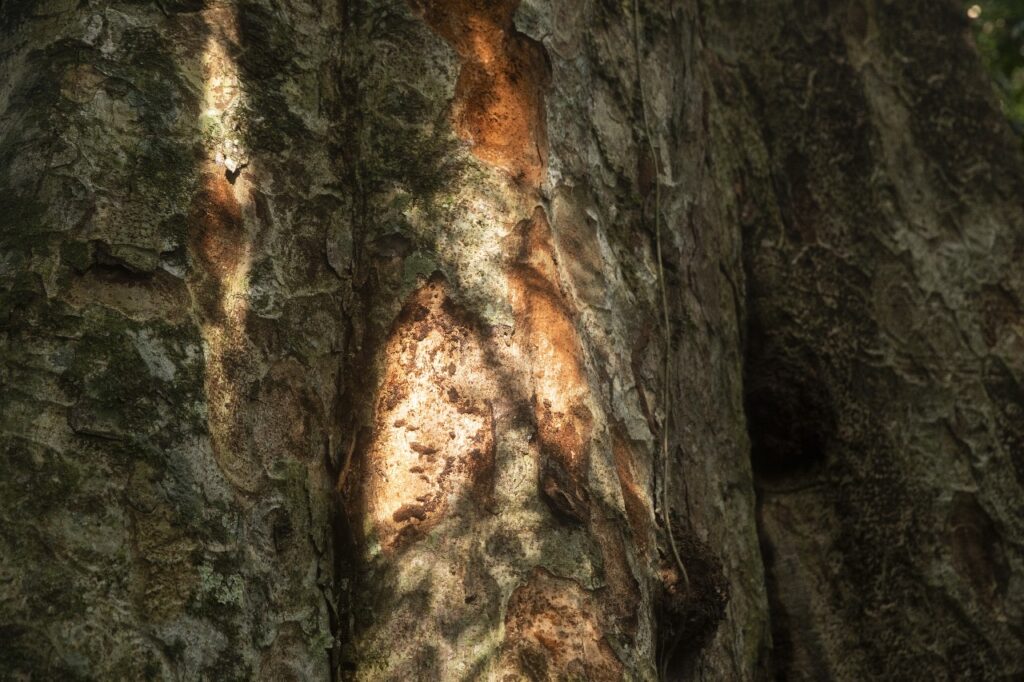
[334,0,764,678]
[708,1,1024,678]
[1,0,1021,680]
[0,1,344,677]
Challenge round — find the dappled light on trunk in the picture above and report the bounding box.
[187,6,257,492]
[3,0,1023,679]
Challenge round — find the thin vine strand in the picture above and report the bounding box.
[632,0,689,592]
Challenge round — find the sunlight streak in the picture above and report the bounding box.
[190,5,258,491]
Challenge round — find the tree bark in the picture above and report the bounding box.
[1,1,344,677]
[712,1,1024,678]
[1,0,1021,680]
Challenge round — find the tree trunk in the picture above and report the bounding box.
[715,2,1024,678]
[1,1,343,678]
[1,1,1021,681]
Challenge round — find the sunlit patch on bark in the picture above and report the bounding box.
[361,275,496,552]
[506,206,594,522]
[187,6,257,492]
[189,167,256,491]
[501,567,625,680]
[345,3,652,677]
[502,205,642,670]
[200,6,249,181]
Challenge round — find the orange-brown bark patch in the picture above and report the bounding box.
[187,169,247,324]
[189,171,245,275]
[186,167,258,491]
[502,567,624,681]
[506,207,594,522]
[612,431,654,559]
[362,275,496,550]
[411,0,550,186]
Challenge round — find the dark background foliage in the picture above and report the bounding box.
[968,0,1024,134]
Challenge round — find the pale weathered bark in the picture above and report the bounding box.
[1,0,1021,680]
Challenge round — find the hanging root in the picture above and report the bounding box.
[631,0,689,591]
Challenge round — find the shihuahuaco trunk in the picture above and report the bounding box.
[2,0,1023,679]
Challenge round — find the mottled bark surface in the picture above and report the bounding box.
[707,0,1024,678]
[1,0,1021,680]
[334,0,764,678]
[1,1,344,677]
